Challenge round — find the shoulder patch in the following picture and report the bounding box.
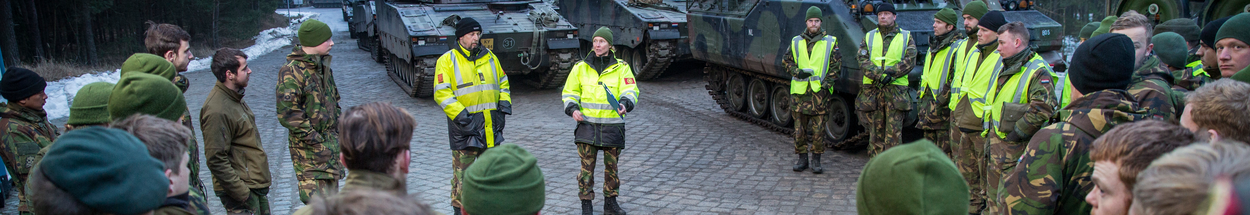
[625,78,636,85]
[438,74,444,83]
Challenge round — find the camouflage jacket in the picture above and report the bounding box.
[1128,56,1184,123]
[174,73,191,93]
[857,24,918,86]
[1001,90,1147,215]
[994,49,1057,141]
[916,31,964,130]
[0,103,58,184]
[1171,57,1212,91]
[276,49,342,142]
[782,30,841,115]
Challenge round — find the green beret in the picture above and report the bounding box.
[1217,13,1250,54]
[67,82,115,125]
[1152,32,1189,69]
[299,19,332,47]
[593,26,613,44]
[1091,16,1118,38]
[857,139,969,214]
[935,8,959,26]
[1232,62,1250,84]
[39,127,169,215]
[119,53,176,82]
[806,6,822,20]
[1080,22,1100,40]
[108,73,187,121]
[962,0,988,20]
[462,144,545,215]
[1154,18,1201,43]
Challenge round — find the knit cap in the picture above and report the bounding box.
[119,53,176,81]
[1069,33,1136,94]
[67,82,115,125]
[1216,13,1250,53]
[962,0,988,20]
[1154,18,1201,43]
[299,19,332,47]
[1080,22,1100,40]
[39,127,169,215]
[935,8,959,26]
[593,26,613,44]
[1091,16,1118,38]
[978,10,1007,32]
[0,67,46,101]
[456,17,483,40]
[1202,17,1231,48]
[1152,32,1189,69]
[108,73,187,121]
[461,144,545,215]
[856,139,969,215]
[806,6,822,20]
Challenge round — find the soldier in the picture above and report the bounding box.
[433,17,512,214]
[1153,18,1210,90]
[949,7,1001,214]
[915,8,963,157]
[1152,33,1190,77]
[293,102,436,215]
[111,114,197,215]
[29,127,170,215]
[460,144,546,215]
[856,3,916,157]
[1217,13,1250,82]
[1130,141,1250,214]
[203,48,272,215]
[1111,11,1185,123]
[276,19,345,203]
[1078,22,1099,43]
[1179,79,1250,143]
[1091,16,1117,38]
[144,22,207,197]
[998,33,1144,214]
[1195,17,1230,81]
[855,139,969,214]
[563,27,638,215]
[0,67,57,215]
[780,6,840,174]
[1085,121,1196,215]
[984,21,1059,214]
[65,82,114,131]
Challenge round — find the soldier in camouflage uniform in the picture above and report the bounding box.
[1154,18,1212,91]
[144,22,207,197]
[781,6,840,174]
[0,68,58,215]
[856,3,917,157]
[983,22,1058,214]
[1112,11,1185,123]
[999,33,1146,214]
[949,1,991,213]
[276,19,345,203]
[915,8,963,156]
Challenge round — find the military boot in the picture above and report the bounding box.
[811,153,824,174]
[793,153,809,171]
[582,200,593,215]
[605,197,627,215]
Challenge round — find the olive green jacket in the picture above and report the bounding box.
[201,82,272,202]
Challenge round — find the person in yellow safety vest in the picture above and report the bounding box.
[431,17,512,215]
[780,6,841,175]
[948,6,999,214]
[1154,18,1211,91]
[982,21,1059,214]
[855,3,916,157]
[915,7,963,158]
[562,27,639,215]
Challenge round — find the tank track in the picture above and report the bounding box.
[385,51,438,98]
[634,40,678,80]
[703,63,865,150]
[533,48,581,89]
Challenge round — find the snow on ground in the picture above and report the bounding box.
[39,10,321,120]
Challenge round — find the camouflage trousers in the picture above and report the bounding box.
[578,143,622,200]
[986,134,1027,214]
[288,137,343,203]
[216,188,270,215]
[858,109,905,157]
[16,179,29,214]
[792,112,826,154]
[951,126,987,214]
[923,129,951,157]
[451,148,486,208]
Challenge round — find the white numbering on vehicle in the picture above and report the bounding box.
[1042,29,1050,37]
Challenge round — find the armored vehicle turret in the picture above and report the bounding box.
[556,0,691,80]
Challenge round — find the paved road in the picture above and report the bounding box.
[6,8,871,215]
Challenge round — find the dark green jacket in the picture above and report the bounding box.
[201,82,272,202]
[1000,90,1147,215]
[1128,56,1184,123]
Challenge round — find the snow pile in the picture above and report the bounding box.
[38,11,319,120]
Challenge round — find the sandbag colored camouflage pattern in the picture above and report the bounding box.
[276,48,345,203]
[916,31,964,155]
[1128,56,1184,123]
[578,143,621,200]
[999,89,1147,215]
[856,24,916,157]
[0,104,59,214]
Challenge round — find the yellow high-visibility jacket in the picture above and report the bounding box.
[434,45,512,150]
[561,52,640,148]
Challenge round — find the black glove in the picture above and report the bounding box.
[621,99,635,112]
[454,110,472,127]
[1005,131,1024,142]
[498,101,513,115]
[795,68,814,79]
[565,103,580,117]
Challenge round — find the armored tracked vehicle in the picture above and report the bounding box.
[1106,0,1249,24]
[311,0,342,8]
[556,0,691,80]
[689,0,1065,147]
[351,0,380,58]
[375,0,581,98]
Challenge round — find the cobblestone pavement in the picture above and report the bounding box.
[6,8,871,215]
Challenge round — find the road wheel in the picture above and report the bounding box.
[825,94,855,144]
[769,85,793,127]
[746,78,770,119]
[725,73,747,111]
[630,43,649,75]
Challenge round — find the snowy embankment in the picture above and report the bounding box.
[37,11,320,120]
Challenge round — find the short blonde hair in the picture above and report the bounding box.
[1186,79,1250,143]
[1131,141,1250,215]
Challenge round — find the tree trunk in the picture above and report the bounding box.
[81,0,96,65]
[24,0,42,62]
[212,0,220,48]
[0,0,20,67]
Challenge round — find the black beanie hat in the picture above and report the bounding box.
[876,3,896,16]
[1202,17,1231,47]
[1,67,47,101]
[456,17,483,40]
[1069,33,1136,94]
[978,11,1007,32]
